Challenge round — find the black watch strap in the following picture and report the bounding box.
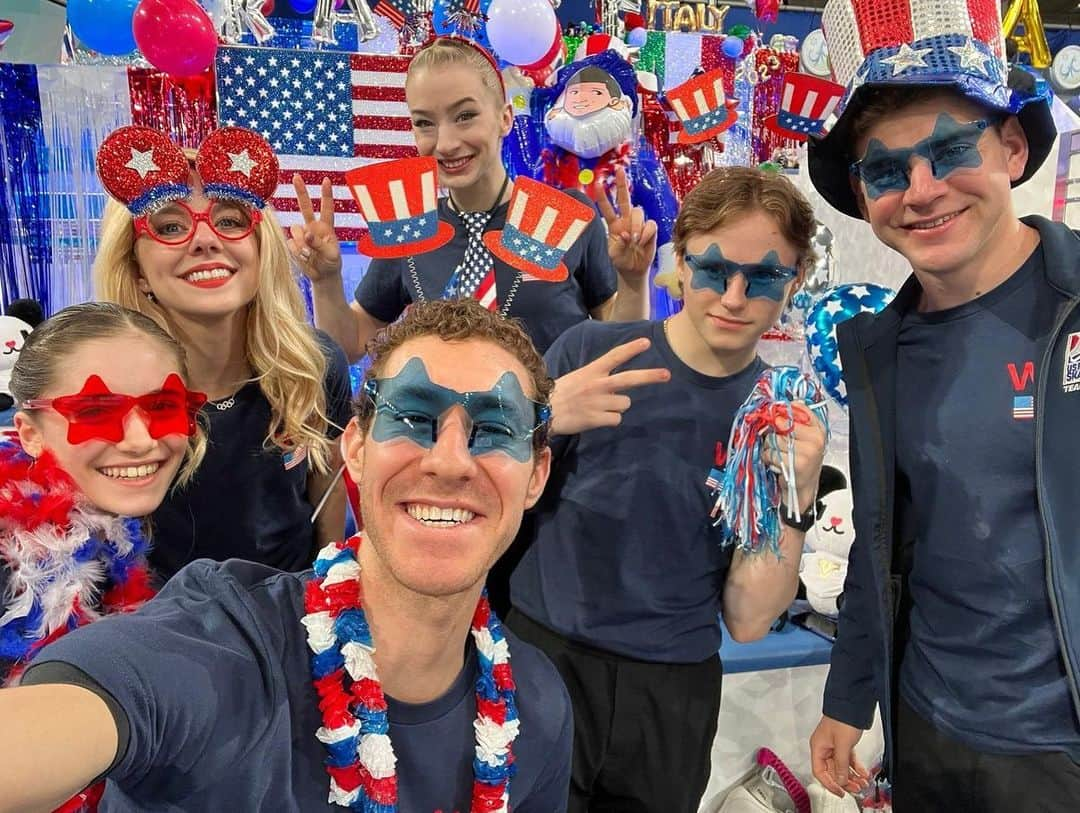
[780,504,815,533]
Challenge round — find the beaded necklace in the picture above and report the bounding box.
[302,536,519,812]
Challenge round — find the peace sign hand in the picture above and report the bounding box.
[287,174,342,283]
[550,337,670,436]
[594,166,658,283]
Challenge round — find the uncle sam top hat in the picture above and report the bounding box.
[807,0,1055,219]
[345,156,455,259]
[483,177,594,283]
[764,73,846,142]
[665,68,739,145]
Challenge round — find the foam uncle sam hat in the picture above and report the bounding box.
[483,177,594,283]
[764,73,846,142]
[808,0,1056,219]
[344,156,455,259]
[665,69,739,144]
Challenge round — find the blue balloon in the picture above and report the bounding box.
[721,35,744,59]
[290,0,317,12]
[67,0,138,56]
[627,27,648,48]
[805,283,896,406]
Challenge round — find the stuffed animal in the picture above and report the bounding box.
[0,314,33,426]
[799,465,853,618]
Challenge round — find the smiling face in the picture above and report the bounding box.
[852,95,1028,282]
[674,208,801,363]
[564,81,617,117]
[406,63,512,196]
[345,336,550,600]
[132,171,261,321]
[14,332,190,517]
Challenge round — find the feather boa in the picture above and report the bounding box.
[0,441,155,682]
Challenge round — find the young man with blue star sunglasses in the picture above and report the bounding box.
[807,0,1080,808]
[503,166,828,813]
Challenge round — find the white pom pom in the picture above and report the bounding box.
[316,720,362,745]
[301,611,336,654]
[341,641,380,680]
[359,733,398,779]
[473,717,521,766]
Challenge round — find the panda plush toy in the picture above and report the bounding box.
[0,300,42,427]
[799,465,854,619]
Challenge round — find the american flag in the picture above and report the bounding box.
[215,46,416,242]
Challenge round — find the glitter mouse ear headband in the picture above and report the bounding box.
[96,125,281,216]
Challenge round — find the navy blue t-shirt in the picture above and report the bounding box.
[150,332,353,579]
[24,559,573,812]
[355,195,617,354]
[511,319,766,662]
[896,246,1080,759]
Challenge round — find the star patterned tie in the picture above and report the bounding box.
[452,210,496,299]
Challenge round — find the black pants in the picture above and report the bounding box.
[507,609,723,813]
[894,697,1080,812]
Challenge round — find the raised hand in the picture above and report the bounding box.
[287,174,342,283]
[550,337,670,436]
[594,166,658,283]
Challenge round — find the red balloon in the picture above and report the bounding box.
[261,0,275,14]
[133,0,217,77]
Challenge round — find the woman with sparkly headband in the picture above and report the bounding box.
[294,36,658,363]
[92,126,353,581]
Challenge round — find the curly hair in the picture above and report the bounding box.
[10,302,206,486]
[355,300,553,452]
[93,196,338,475]
[672,166,817,271]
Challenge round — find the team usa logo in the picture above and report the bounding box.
[1064,332,1080,393]
[1007,360,1035,420]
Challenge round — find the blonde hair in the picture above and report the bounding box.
[10,302,206,486]
[406,37,505,109]
[93,198,337,474]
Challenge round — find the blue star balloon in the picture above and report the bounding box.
[805,283,896,406]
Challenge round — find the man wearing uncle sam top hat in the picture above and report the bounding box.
[805,0,1080,807]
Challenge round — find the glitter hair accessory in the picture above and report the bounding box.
[482,177,594,283]
[345,156,456,259]
[195,126,279,209]
[95,126,192,217]
[97,125,281,216]
[807,0,1056,218]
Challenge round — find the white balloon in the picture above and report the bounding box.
[486,0,559,67]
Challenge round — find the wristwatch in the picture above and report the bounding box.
[780,504,815,533]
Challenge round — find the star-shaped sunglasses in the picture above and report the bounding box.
[21,373,207,444]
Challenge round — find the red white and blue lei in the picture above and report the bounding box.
[302,536,520,812]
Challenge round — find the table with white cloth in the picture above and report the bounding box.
[698,619,885,812]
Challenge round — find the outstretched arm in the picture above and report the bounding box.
[0,683,118,812]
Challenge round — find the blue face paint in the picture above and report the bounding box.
[363,357,550,463]
[850,114,991,200]
[685,244,797,302]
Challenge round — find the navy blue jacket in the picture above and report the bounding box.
[824,216,1080,777]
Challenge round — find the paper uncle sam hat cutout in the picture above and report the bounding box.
[665,69,739,145]
[764,73,845,142]
[483,177,594,283]
[807,0,1055,218]
[345,156,455,259]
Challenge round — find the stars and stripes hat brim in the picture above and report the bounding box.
[808,0,1056,219]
